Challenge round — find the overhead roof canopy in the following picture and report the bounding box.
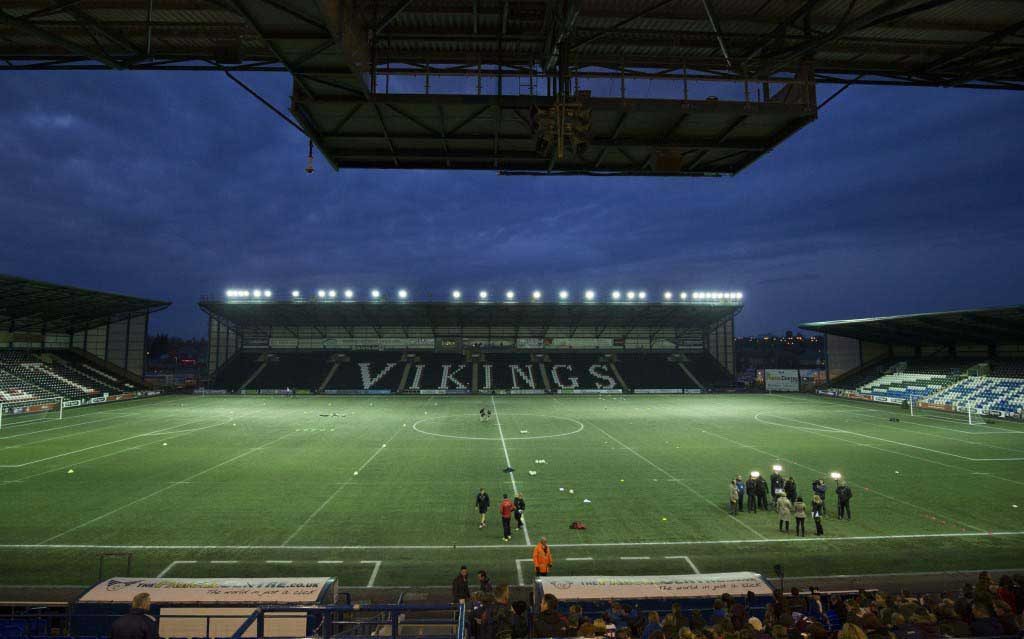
[2,1,1022,176]
[800,306,1024,347]
[0,274,170,334]
[200,299,740,331]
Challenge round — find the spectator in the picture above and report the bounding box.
[453,566,471,602]
[996,575,1017,613]
[593,619,610,638]
[511,601,529,639]
[688,610,706,631]
[567,604,585,635]
[889,613,918,639]
[488,584,513,639]
[968,604,1002,637]
[837,623,867,639]
[908,612,940,639]
[478,570,493,593]
[935,604,969,637]
[746,618,769,639]
[730,480,740,516]
[110,593,156,639]
[641,612,661,639]
[992,599,1020,634]
[661,607,681,638]
[533,593,568,637]
[577,623,596,638]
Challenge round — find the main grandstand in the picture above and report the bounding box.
[802,306,1024,420]
[200,289,741,394]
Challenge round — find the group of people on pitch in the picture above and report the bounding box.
[729,470,853,536]
[477,488,526,542]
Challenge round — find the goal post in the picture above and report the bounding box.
[0,396,64,431]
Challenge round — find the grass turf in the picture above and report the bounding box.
[1,393,1023,590]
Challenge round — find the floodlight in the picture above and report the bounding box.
[344,289,354,299]
[611,290,621,300]
[264,290,272,298]
[252,290,262,298]
[479,290,489,300]
[291,290,300,298]
[663,291,673,301]
[751,471,760,479]
[240,290,249,297]
[371,289,381,299]
[679,292,688,300]
[505,290,515,300]
[559,289,569,300]
[532,290,542,300]
[772,464,783,472]
[328,289,337,298]
[452,290,462,300]
[584,290,595,301]
[638,291,647,300]
[737,292,743,300]
[226,290,235,298]
[397,289,408,299]
[830,471,842,480]
[317,290,326,298]
[626,290,636,300]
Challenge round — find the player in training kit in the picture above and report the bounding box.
[514,493,526,530]
[476,488,490,528]
[500,494,515,541]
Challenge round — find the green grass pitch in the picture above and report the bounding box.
[1,393,1023,590]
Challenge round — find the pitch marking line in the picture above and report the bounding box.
[663,555,701,573]
[491,397,532,546]
[515,558,533,586]
[753,413,1024,490]
[361,560,382,587]
[620,556,650,560]
[0,417,220,468]
[0,410,261,484]
[412,413,584,441]
[584,419,767,540]
[0,396,174,435]
[566,557,593,561]
[759,413,1024,463]
[281,427,405,546]
[38,428,295,544]
[157,560,196,578]
[6,531,1024,554]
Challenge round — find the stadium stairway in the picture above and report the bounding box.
[239,359,268,391]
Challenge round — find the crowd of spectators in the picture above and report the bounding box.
[461,572,1024,639]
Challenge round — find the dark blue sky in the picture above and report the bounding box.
[1,71,1022,339]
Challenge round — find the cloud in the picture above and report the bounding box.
[0,73,1022,338]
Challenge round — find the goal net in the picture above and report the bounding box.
[0,396,64,431]
[908,396,987,425]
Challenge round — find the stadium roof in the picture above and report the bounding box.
[0,274,170,334]
[2,1,1022,176]
[799,305,1024,346]
[199,299,741,331]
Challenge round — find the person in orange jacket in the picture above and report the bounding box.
[532,536,553,576]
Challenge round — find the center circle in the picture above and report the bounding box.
[412,413,584,441]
